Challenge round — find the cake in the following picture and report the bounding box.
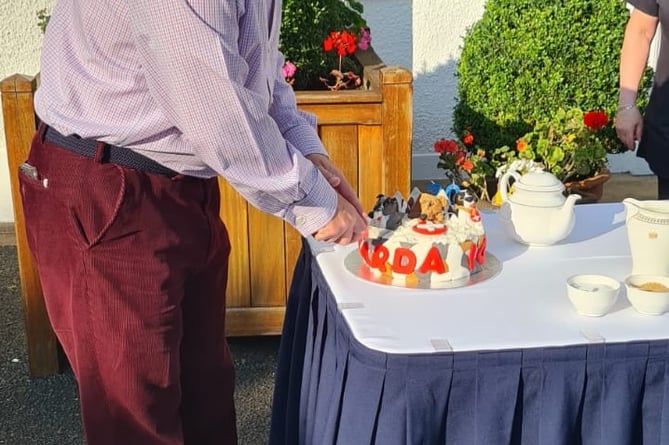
[358,184,487,285]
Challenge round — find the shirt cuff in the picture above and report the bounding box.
[285,166,338,237]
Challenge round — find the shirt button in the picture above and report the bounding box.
[296,215,307,226]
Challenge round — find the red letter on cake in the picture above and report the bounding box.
[359,242,390,273]
[359,241,373,267]
[476,237,487,265]
[418,246,446,275]
[392,248,417,274]
[370,245,390,273]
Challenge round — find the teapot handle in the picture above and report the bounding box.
[499,170,521,203]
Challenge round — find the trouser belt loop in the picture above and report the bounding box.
[37,122,47,143]
[94,141,106,164]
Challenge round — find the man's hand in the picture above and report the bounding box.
[306,153,365,217]
[312,194,368,245]
[615,106,643,151]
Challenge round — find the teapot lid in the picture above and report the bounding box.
[515,170,564,193]
[508,170,567,207]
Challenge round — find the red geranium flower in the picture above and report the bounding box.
[434,139,459,154]
[433,133,494,201]
[461,159,474,172]
[323,30,358,57]
[583,111,609,131]
[516,139,528,152]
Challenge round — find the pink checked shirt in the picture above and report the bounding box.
[34,0,337,236]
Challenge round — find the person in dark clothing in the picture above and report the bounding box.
[616,1,669,199]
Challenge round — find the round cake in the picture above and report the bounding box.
[359,185,487,285]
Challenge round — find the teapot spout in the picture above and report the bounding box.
[549,193,581,242]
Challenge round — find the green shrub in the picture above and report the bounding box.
[453,0,653,156]
[279,0,367,90]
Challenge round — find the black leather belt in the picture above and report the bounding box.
[43,125,178,177]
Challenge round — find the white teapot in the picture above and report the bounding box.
[497,169,581,246]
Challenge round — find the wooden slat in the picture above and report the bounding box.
[380,67,413,195]
[248,206,286,307]
[357,125,384,211]
[217,178,251,308]
[295,89,380,105]
[297,103,381,125]
[319,125,359,191]
[1,74,60,377]
[224,307,285,336]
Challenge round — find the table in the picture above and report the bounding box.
[269,203,669,445]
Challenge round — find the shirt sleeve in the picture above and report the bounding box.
[269,53,330,158]
[125,1,336,237]
[628,0,659,17]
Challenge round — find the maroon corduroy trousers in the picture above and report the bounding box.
[19,128,237,444]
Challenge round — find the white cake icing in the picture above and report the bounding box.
[359,187,487,284]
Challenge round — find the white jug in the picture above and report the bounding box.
[623,198,669,275]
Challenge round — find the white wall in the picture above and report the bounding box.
[0,1,653,223]
[409,0,487,179]
[0,1,52,223]
[358,0,486,180]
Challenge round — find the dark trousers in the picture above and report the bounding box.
[19,129,237,444]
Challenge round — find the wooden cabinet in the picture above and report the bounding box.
[1,48,412,376]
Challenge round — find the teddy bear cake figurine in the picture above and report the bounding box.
[358,183,487,286]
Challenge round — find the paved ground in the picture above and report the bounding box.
[0,173,658,444]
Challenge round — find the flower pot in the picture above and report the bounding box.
[564,168,611,204]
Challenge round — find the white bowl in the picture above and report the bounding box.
[624,275,669,315]
[566,274,621,317]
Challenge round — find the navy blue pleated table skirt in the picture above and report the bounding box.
[269,241,669,445]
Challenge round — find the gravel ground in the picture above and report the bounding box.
[0,246,279,445]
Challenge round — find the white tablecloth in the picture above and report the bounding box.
[310,202,669,354]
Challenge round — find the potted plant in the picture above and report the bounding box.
[433,132,495,201]
[491,108,611,203]
[279,0,369,90]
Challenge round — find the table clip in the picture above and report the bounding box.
[580,329,605,344]
[338,302,365,310]
[430,338,453,352]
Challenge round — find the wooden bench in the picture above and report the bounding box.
[1,49,413,376]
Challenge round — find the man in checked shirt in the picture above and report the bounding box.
[18,1,368,444]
